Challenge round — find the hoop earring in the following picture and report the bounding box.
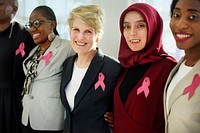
[48,31,56,42]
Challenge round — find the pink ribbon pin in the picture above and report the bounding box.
[40,51,52,66]
[95,72,106,91]
[137,77,150,98]
[15,42,25,57]
[183,74,200,100]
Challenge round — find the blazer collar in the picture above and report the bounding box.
[24,36,60,75]
[73,48,104,110]
[62,48,105,112]
[37,36,61,74]
[60,55,74,113]
[167,57,200,113]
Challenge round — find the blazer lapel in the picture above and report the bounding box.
[168,58,200,112]
[167,58,184,110]
[73,49,104,110]
[60,56,75,113]
[37,37,60,75]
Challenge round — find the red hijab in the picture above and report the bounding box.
[118,3,168,68]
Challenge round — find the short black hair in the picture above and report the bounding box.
[32,5,59,35]
[170,0,200,17]
[170,0,179,17]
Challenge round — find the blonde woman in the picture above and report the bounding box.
[60,5,122,133]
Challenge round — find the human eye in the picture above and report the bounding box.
[123,23,131,29]
[137,22,146,28]
[172,12,180,18]
[33,20,40,28]
[72,28,79,32]
[85,30,93,34]
[188,14,198,20]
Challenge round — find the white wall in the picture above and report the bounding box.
[90,0,132,59]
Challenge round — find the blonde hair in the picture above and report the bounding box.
[67,5,105,38]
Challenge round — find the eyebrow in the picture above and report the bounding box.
[137,20,145,23]
[174,7,200,13]
[123,20,145,23]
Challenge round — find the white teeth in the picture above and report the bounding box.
[176,34,190,39]
[130,39,140,43]
[32,33,40,39]
[76,42,85,46]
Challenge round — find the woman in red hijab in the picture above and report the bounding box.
[113,3,177,133]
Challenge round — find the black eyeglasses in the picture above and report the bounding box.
[25,19,52,30]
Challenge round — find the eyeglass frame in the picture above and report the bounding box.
[25,19,53,30]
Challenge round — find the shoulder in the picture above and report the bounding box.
[96,48,120,65]
[152,56,177,72]
[14,22,28,35]
[55,36,72,49]
[13,22,35,51]
[102,55,122,74]
[158,56,177,66]
[13,22,33,39]
[104,55,120,65]
[58,36,71,46]
[63,54,75,67]
[53,36,75,54]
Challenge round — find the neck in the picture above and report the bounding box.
[184,53,200,67]
[76,50,97,68]
[39,40,51,50]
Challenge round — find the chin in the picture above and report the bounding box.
[33,39,40,44]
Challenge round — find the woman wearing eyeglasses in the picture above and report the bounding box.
[21,5,75,133]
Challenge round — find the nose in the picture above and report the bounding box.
[77,32,85,39]
[174,17,189,29]
[130,27,137,36]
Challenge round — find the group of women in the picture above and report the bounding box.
[0,0,199,133]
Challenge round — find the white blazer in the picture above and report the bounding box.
[22,36,75,130]
[164,57,200,133]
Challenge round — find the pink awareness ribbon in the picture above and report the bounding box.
[183,74,200,100]
[137,77,150,98]
[15,42,25,57]
[40,51,52,66]
[94,72,106,91]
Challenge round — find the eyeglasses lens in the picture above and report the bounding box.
[25,20,41,30]
[25,22,31,30]
[33,20,40,28]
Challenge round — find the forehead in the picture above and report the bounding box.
[73,19,94,30]
[124,11,144,22]
[29,11,46,21]
[175,0,200,12]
